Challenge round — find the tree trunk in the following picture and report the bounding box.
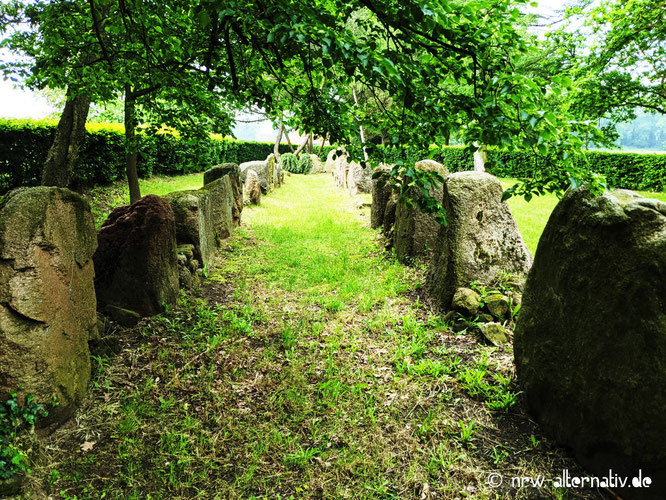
[352,87,369,162]
[318,133,328,156]
[284,128,295,153]
[293,135,310,156]
[124,85,141,204]
[274,122,284,161]
[41,91,91,187]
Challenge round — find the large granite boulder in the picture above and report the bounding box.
[201,177,234,243]
[371,164,393,229]
[309,154,325,174]
[244,169,261,205]
[0,187,97,426]
[95,194,179,317]
[427,172,531,309]
[394,160,449,262]
[204,163,242,227]
[240,160,271,194]
[514,187,666,500]
[163,190,217,271]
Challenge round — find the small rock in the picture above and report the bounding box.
[179,266,193,289]
[196,268,204,278]
[103,305,141,327]
[479,322,510,346]
[177,253,187,266]
[451,287,481,316]
[176,244,195,260]
[189,259,200,272]
[485,294,510,318]
[443,310,458,323]
[478,313,494,323]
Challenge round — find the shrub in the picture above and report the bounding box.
[297,154,314,174]
[280,153,301,173]
[0,119,296,194]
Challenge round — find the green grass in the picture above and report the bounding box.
[35,173,605,500]
[501,178,666,254]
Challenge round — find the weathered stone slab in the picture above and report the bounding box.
[204,163,242,227]
[427,172,531,309]
[0,187,97,426]
[164,190,217,271]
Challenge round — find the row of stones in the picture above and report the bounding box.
[370,161,666,499]
[325,148,373,195]
[0,161,260,431]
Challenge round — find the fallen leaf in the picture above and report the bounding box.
[81,441,96,452]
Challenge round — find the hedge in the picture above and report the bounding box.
[374,145,666,192]
[0,119,301,194]
[2,119,664,193]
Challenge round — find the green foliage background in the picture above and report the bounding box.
[0,119,338,194]
[378,146,666,192]
[2,119,664,194]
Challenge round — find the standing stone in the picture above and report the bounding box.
[95,194,179,317]
[164,190,217,271]
[332,149,348,188]
[347,161,373,195]
[204,163,243,227]
[394,160,449,262]
[427,172,531,309]
[201,177,234,243]
[275,162,284,186]
[240,160,271,194]
[371,164,393,229]
[309,154,325,174]
[244,169,261,205]
[265,154,277,189]
[382,192,399,243]
[324,149,337,173]
[514,187,666,500]
[0,187,97,426]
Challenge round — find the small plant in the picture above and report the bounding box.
[457,419,476,446]
[1,392,48,480]
[490,445,509,464]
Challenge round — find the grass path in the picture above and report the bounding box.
[37,174,612,499]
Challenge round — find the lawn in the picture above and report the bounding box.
[35,174,610,499]
[500,178,666,254]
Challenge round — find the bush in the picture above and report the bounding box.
[0,119,296,194]
[371,145,666,192]
[281,153,304,174]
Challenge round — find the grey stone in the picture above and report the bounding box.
[244,169,261,205]
[204,163,242,227]
[371,164,393,229]
[485,294,510,318]
[164,190,217,272]
[514,187,666,499]
[427,172,532,309]
[240,160,271,194]
[201,177,234,244]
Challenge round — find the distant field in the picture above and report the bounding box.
[501,178,666,254]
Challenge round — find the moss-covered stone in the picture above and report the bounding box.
[514,187,666,500]
[204,163,242,227]
[0,186,97,427]
[394,160,449,263]
[164,190,217,272]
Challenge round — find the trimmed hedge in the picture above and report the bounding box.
[375,145,666,192]
[0,119,298,194]
[2,119,664,193]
